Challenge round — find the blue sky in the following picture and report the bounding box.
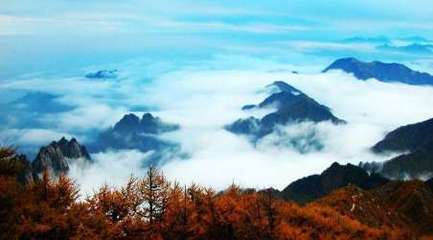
[2,0,433,78]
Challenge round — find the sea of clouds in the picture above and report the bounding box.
[2,55,433,195]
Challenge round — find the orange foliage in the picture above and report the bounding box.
[0,149,422,239]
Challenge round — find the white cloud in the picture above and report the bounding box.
[52,104,127,131]
[69,149,153,197]
[4,55,433,192]
[0,128,72,147]
[137,61,433,190]
[277,40,376,53]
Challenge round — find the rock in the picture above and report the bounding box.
[32,137,91,176]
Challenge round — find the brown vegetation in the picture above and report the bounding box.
[0,148,421,239]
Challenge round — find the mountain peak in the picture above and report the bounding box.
[226,81,345,151]
[142,112,154,121]
[92,113,181,165]
[32,137,91,176]
[113,113,141,132]
[269,81,303,96]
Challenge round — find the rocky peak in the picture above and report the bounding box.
[92,113,181,165]
[32,137,91,176]
[112,113,179,135]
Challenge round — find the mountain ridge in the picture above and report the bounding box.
[323,57,433,85]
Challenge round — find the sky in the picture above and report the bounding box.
[2,0,433,78]
[1,1,433,194]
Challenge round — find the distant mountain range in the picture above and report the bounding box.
[361,117,433,179]
[323,57,433,85]
[226,81,344,151]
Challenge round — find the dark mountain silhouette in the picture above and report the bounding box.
[32,137,91,176]
[226,81,344,140]
[323,57,433,85]
[362,118,433,179]
[281,162,389,204]
[92,113,181,166]
[377,143,433,179]
[372,118,433,153]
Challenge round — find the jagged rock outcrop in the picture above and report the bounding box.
[32,137,91,176]
[323,57,433,85]
[281,162,389,204]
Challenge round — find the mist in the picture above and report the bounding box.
[12,56,426,193]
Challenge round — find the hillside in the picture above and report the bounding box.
[315,180,433,237]
[0,148,412,239]
[281,162,389,204]
[362,117,433,179]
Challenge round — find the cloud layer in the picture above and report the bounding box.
[2,55,433,194]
